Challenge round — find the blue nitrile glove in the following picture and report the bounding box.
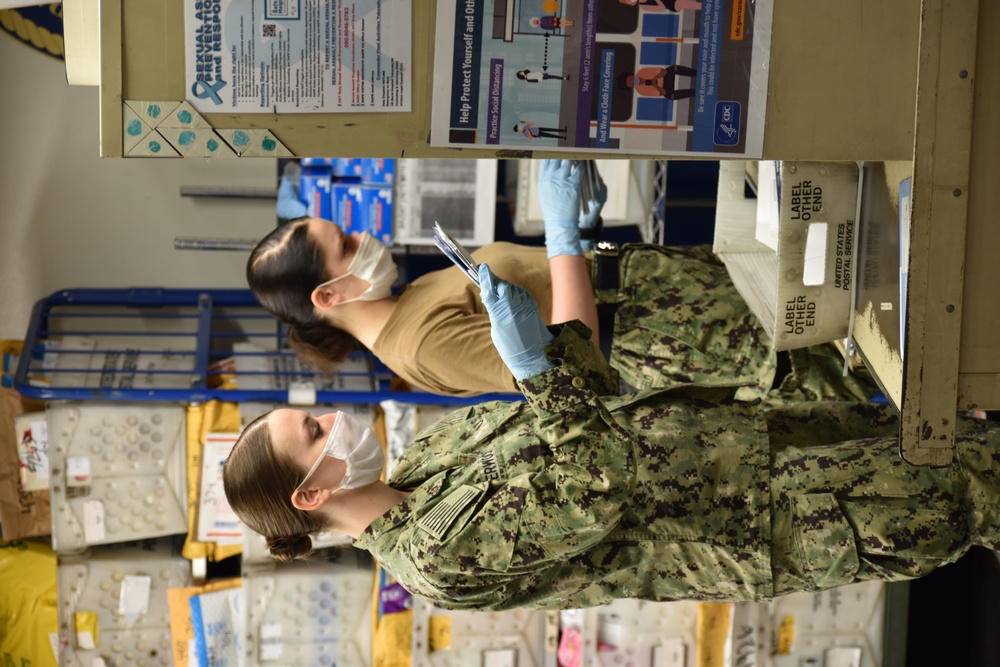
[538,159,583,259]
[276,161,308,220]
[578,170,607,251]
[478,263,555,382]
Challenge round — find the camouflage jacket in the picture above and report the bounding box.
[354,322,773,610]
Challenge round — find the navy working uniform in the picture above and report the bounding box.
[355,322,1000,611]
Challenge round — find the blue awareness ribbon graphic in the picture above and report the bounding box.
[191,79,227,105]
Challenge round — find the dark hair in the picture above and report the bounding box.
[247,218,355,374]
[516,70,528,80]
[222,411,326,562]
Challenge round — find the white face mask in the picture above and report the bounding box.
[296,411,385,492]
[316,232,397,304]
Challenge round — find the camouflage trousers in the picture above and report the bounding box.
[765,402,1000,596]
[599,244,877,404]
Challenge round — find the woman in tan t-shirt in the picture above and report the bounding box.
[246,160,603,396]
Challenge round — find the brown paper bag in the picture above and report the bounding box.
[0,387,50,539]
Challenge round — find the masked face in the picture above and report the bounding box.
[295,411,385,492]
[316,232,397,304]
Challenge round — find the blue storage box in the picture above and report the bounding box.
[360,185,394,245]
[361,158,396,185]
[332,183,366,234]
[332,159,364,179]
[300,158,333,173]
[300,173,333,219]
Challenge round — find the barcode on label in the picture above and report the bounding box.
[262,23,277,37]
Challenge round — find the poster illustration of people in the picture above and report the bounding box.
[430,0,772,156]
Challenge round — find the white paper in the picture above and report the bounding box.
[83,501,106,542]
[755,160,780,250]
[118,575,152,615]
[184,0,412,114]
[802,222,829,286]
[482,648,517,667]
[23,449,49,482]
[231,342,374,392]
[45,336,192,390]
[192,588,244,667]
[260,624,284,663]
[67,457,91,481]
[393,159,498,246]
[519,159,654,232]
[825,647,863,667]
[48,633,62,662]
[260,622,283,639]
[597,613,623,649]
[30,419,48,444]
[198,434,243,545]
[653,637,686,667]
[260,643,283,661]
[17,413,50,489]
[76,630,97,650]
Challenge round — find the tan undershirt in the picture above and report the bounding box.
[372,243,554,396]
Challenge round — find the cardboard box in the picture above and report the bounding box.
[361,158,396,185]
[300,172,333,220]
[713,161,862,350]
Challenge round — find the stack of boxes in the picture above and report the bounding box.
[300,158,395,245]
[299,158,334,220]
[713,160,862,350]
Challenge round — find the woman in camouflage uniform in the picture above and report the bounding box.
[223,266,1000,612]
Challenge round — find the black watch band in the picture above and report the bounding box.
[593,241,620,292]
[579,215,604,241]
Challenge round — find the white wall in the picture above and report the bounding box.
[0,34,278,339]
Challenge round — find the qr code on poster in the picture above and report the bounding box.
[262,23,277,37]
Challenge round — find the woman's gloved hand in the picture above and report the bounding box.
[478,263,555,382]
[538,159,583,259]
[578,168,607,251]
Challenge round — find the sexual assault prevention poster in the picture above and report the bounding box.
[185,0,411,114]
[430,0,771,156]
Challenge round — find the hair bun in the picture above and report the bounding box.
[266,533,314,562]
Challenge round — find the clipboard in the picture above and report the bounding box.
[580,160,601,215]
[432,222,480,285]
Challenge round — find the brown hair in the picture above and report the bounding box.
[247,218,356,374]
[222,411,326,561]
